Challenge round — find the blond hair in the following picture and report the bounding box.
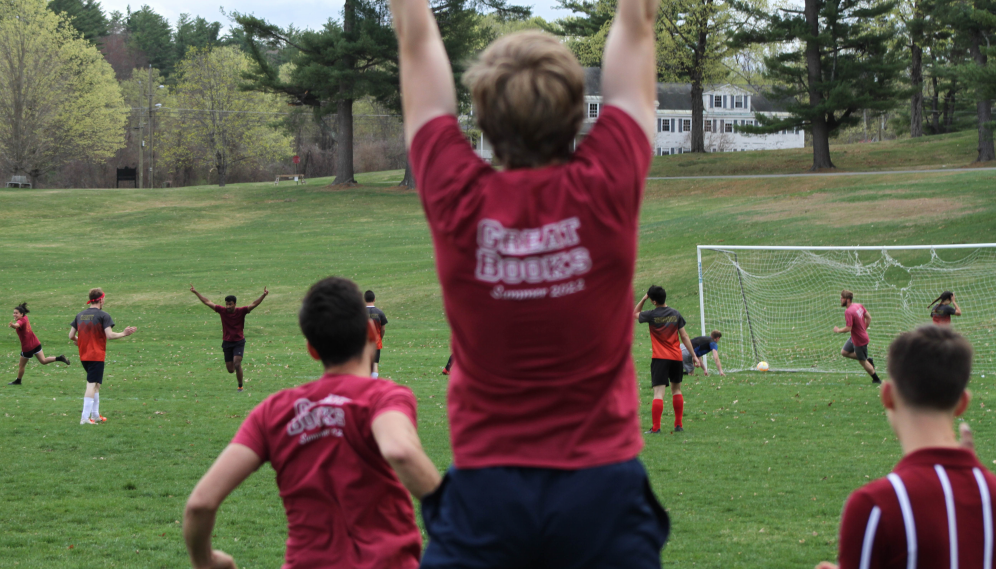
[463,31,585,169]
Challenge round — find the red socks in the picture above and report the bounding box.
[673,394,684,428]
[651,399,664,432]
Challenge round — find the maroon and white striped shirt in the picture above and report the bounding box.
[837,447,996,569]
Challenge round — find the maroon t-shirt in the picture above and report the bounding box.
[15,316,41,352]
[232,373,421,569]
[836,447,996,569]
[410,106,650,469]
[845,303,870,347]
[213,305,250,342]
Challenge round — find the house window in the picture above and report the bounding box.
[724,122,734,133]
[741,148,746,152]
[588,103,599,119]
[682,119,691,132]
[662,118,671,132]
[734,95,744,109]
[715,95,723,108]
[711,147,717,153]
[671,147,676,155]
[704,120,712,132]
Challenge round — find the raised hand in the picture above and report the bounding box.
[124,326,138,336]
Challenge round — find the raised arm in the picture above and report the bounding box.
[190,285,219,310]
[105,326,137,340]
[633,294,649,319]
[184,444,262,569]
[600,0,659,142]
[391,0,458,147]
[953,299,962,316]
[372,410,441,499]
[247,287,269,311]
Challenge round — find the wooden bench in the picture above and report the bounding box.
[6,175,30,188]
[274,174,305,185]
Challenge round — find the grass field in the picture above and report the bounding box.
[2,162,996,568]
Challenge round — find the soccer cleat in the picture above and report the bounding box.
[674,426,684,433]
[80,418,96,425]
[441,369,450,376]
[8,379,22,385]
[872,378,882,385]
[56,355,70,365]
[93,416,107,422]
[644,429,661,434]
[237,387,244,392]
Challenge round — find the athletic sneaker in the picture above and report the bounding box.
[673,426,684,433]
[56,355,70,365]
[93,416,107,422]
[237,387,244,392]
[872,378,882,385]
[80,418,96,425]
[8,379,21,385]
[644,429,661,434]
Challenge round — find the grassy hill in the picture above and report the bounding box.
[1,154,995,567]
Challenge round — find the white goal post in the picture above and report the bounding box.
[697,244,996,374]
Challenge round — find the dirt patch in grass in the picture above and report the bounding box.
[744,194,976,227]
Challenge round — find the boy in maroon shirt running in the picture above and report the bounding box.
[391,0,669,565]
[183,276,440,569]
[834,290,881,384]
[816,325,995,569]
[190,285,268,391]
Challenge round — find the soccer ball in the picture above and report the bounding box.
[756,361,769,372]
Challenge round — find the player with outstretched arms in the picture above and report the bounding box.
[391,0,670,564]
[8,302,69,385]
[69,289,137,424]
[929,291,961,325]
[184,277,439,569]
[190,285,268,391]
[834,290,881,384]
[816,325,995,569]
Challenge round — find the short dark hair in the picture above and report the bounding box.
[841,290,854,300]
[711,330,722,339]
[300,277,369,366]
[225,295,237,304]
[647,285,666,305]
[14,302,29,315]
[364,290,375,303]
[887,325,973,411]
[89,288,104,302]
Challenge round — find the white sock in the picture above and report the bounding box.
[91,393,100,418]
[81,397,94,422]
[371,372,379,379]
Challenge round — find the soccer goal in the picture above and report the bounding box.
[697,244,996,374]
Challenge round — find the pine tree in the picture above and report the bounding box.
[47,0,108,44]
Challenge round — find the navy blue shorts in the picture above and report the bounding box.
[81,360,104,384]
[222,340,246,362]
[420,458,669,569]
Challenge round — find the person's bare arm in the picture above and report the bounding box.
[190,285,219,310]
[184,444,263,569]
[712,351,725,376]
[833,325,851,334]
[69,326,78,345]
[953,298,962,316]
[633,294,649,319]
[104,326,137,340]
[600,0,659,142]
[863,310,871,328]
[391,0,457,147]
[678,328,702,369]
[247,287,269,312]
[9,320,19,329]
[372,411,441,499]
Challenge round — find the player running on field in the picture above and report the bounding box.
[815,325,995,569]
[190,285,268,392]
[636,286,700,434]
[393,0,670,563]
[69,289,137,424]
[8,302,69,385]
[680,330,725,377]
[929,291,961,325]
[184,276,440,569]
[834,290,882,384]
[365,290,388,379]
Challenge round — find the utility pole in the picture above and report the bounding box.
[148,65,154,189]
[138,106,144,189]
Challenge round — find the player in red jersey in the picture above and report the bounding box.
[392,0,670,564]
[635,286,700,434]
[190,285,268,391]
[69,289,137,424]
[929,291,962,325]
[834,290,881,384]
[816,325,996,569]
[8,302,70,385]
[364,290,388,378]
[183,276,440,569]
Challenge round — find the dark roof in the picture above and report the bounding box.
[582,67,789,113]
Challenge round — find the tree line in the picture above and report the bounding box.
[0,0,992,188]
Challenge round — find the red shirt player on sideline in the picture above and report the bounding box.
[183,277,440,569]
[816,325,996,569]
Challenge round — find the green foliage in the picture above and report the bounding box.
[174,14,222,63]
[47,0,108,44]
[0,0,126,184]
[656,0,732,84]
[126,5,175,76]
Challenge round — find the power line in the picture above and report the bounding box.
[126,106,400,117]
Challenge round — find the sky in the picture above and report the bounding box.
[100,0,572,32]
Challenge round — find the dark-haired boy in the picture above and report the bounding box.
[392,0,670,564]
[184,277,440,569]
[190,285,268,391]
[834,290,881,384]
[816,325,996,569]
[636,286,700,434]
[365,290,388,379]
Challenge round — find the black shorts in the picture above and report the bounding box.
[651,359,683,387]
[222,340,246,362]
[374,349,381,364]
[20,344,42,358]
[81,360,105,384]
[842,339,869,361]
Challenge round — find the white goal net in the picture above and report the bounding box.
[697,245,996,374]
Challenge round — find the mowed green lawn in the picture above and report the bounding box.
[2,165,996,569]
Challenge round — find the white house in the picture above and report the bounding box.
[477,68,803,160]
